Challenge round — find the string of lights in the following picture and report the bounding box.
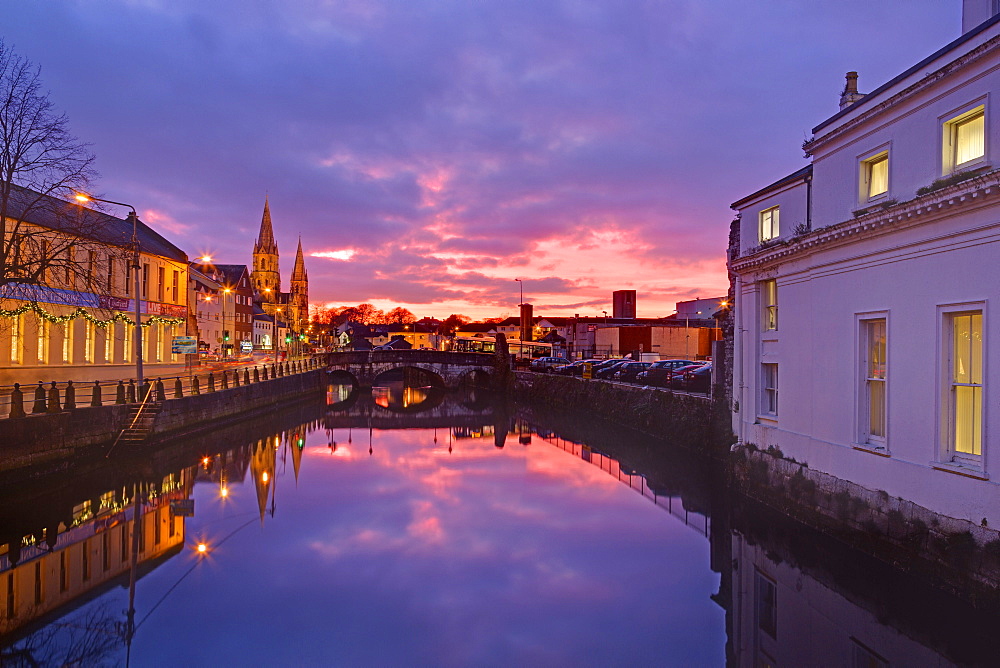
[0,301,185,328]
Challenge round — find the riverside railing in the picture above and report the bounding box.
[0,357,324,419]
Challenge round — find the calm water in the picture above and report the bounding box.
[1,388,997,666]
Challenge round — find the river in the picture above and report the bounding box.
[0,385,995,666]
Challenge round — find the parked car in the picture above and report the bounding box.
[530,356,571,372]
[681,363,713,393]
[595,360,630,379]
[554,359,602,376]
[665,362,709,388]
[613,361,652,383]
[638,359,706,387]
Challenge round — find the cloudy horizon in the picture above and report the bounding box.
[4,1,957,319]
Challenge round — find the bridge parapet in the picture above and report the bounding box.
[324,350,495,389]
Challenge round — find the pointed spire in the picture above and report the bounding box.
[255,195,278,254]
[292,236,307,280]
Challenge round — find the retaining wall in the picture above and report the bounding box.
[731,444,1000,599]
[513,371,733,457]
[0,369,325,474]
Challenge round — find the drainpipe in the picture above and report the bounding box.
[805,171,813,231]
[734,274,745,445]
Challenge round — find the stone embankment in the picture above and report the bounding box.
[732,444,1000,601]
[0,359,325,475]
[512,371,733,457]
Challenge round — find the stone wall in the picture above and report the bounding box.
[0,370,325,474]
[513,371,732,457]
[731,444,1000,598]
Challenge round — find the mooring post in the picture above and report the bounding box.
[127,379,137,403]
[253,366,260,383]
[9,383,26,418]
[243,368,250,385]
[116,380,126,405]
[208,372,215,392]
[47,381,61,413]
[91,380,102,407]
[192,376,201,395]
[155,379,166,401]
[32,381,46,413]
[174,377,183,398]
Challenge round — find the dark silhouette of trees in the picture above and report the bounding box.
[0,39,114,300]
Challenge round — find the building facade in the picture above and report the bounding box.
[730,3,1000,523]
[1,189,188,379]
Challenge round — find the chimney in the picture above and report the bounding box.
[839,71,865,110]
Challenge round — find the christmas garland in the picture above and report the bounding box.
[0,301,185,328]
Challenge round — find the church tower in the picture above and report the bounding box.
[290,237,309,331]
[251,196,281,314]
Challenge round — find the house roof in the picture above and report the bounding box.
[730,164,812,210]
[211,264,252,289]
[811,13,1000,135]
[5,184,187,263]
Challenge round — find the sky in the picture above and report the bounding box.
[3,1,958,320]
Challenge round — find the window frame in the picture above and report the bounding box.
[759,206,779,243]
[942,102,987,175]
[859,148,890,203]
[761,363,779,419]
[760,279,778,333]
[857,314,889,450]
[938,302,987,472]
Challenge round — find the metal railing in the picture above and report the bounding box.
[0,357,323,420]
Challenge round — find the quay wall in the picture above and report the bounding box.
[0,369,325,474]
[731,444,1000,599]
[512,371,733,457]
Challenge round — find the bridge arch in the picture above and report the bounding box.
[324,350,496,389]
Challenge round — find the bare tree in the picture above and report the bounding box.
[0,39,120,306]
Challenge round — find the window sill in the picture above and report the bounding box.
[931,461,989,481]
[756,415,779,425]
[852,443,890,457]
[761,333,778,342]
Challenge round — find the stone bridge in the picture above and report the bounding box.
[323,350,496,389]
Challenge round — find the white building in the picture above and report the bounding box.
[189,263,222,356]
[730,2,1000,524]
[253,308,275,352]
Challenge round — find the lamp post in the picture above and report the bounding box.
[514,278,523,306]
[222,287,232,359]
[74,194,144,390]
[684,310,703,360]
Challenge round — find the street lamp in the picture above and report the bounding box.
[514,278,523,306]
[684,310,703,360]
[222,287,232,359]
[74,193,145,390]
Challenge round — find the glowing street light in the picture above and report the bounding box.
[74,193,146,390]
[196,542,208,554]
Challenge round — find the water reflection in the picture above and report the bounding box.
[1,396,998,665]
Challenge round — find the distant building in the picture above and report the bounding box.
[729,4,1000,524]
[249,197,309,336]
[612,290,636,319]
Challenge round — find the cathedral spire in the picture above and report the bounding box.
[292,236,307,280]
[255,195,278,254]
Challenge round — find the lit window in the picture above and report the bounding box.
[946,310,983,464]
[861,151,889,200]
[10,313,22,364]
[761,280,777,332]
[761,363,778,417]
[944,106,985,173]
[862,318,887,445]
[759,206,779,242]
